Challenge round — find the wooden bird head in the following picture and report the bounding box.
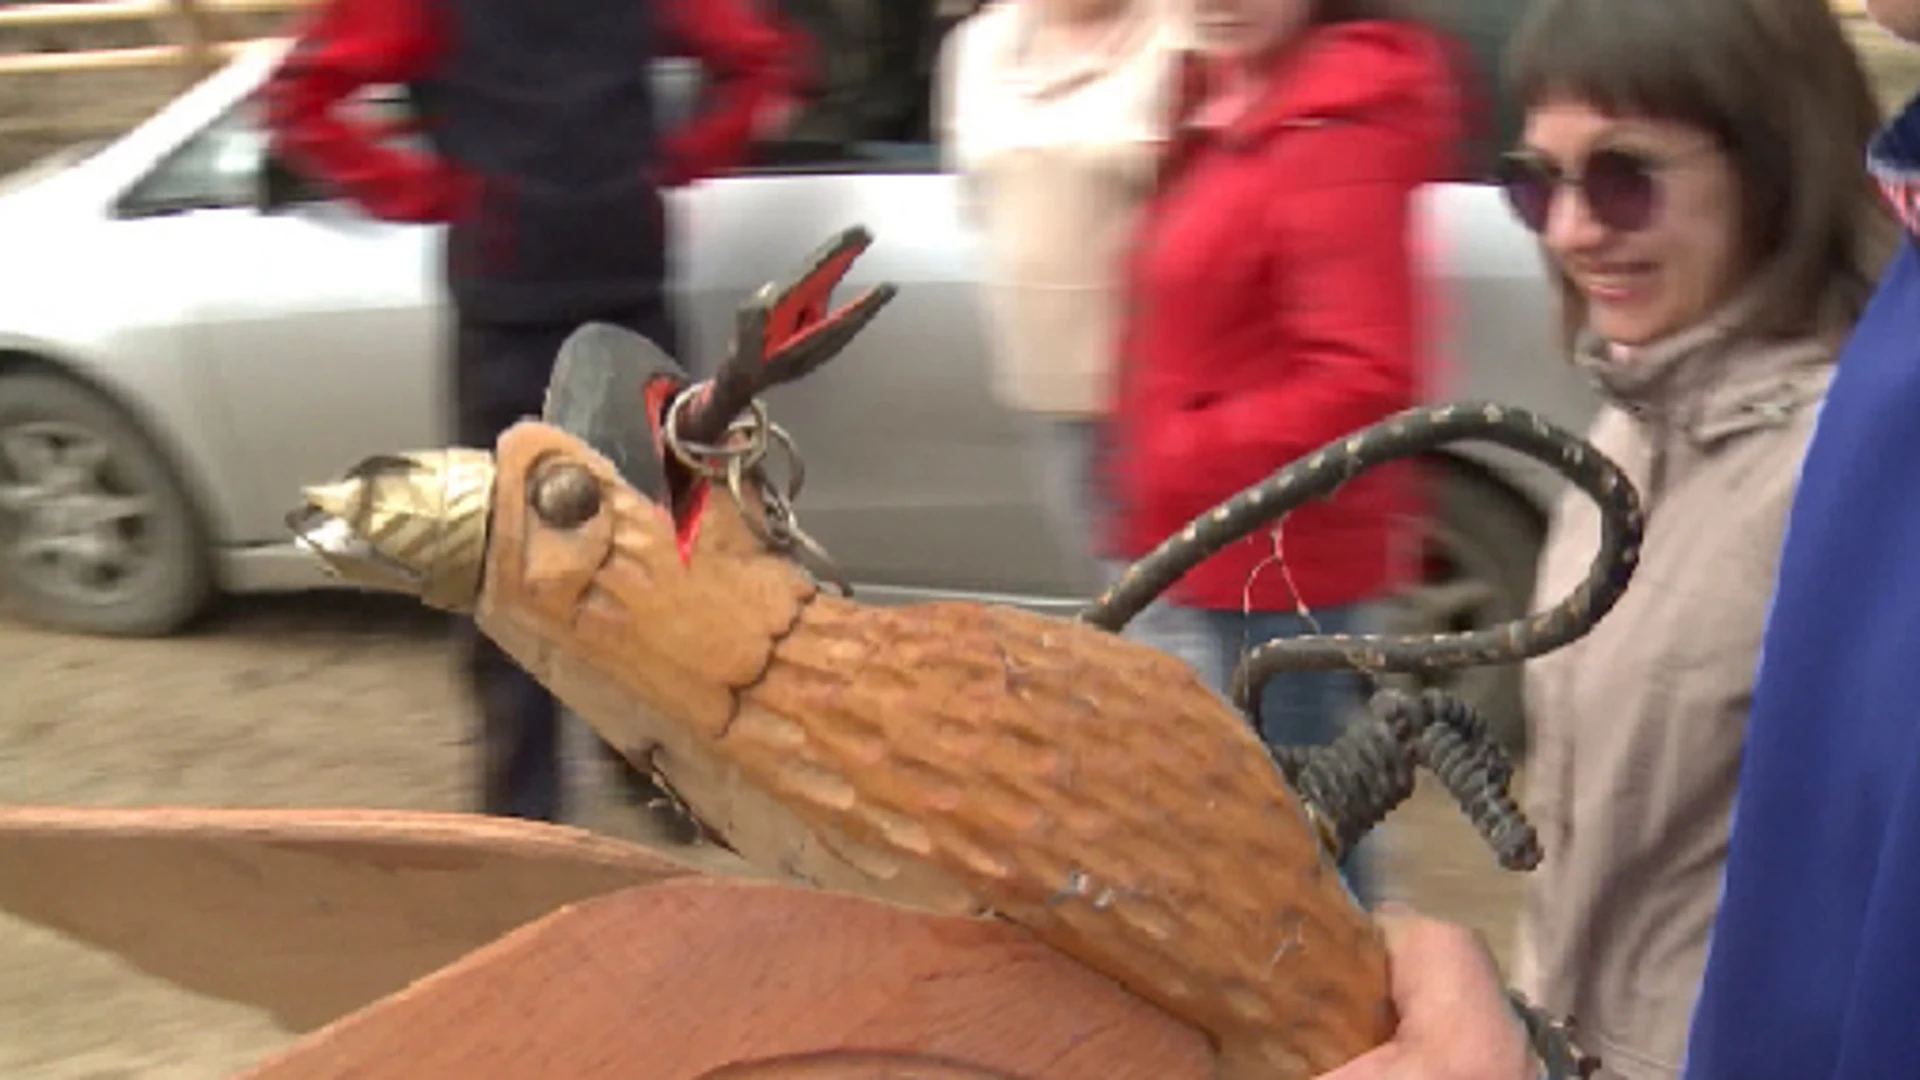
[289,335,813,743]
[289,225,892,741]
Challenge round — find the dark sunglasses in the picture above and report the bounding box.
[1498,146,1668,235]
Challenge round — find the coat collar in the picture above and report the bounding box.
[1575,291,1835,447]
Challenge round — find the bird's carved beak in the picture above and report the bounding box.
[286,448,496,613]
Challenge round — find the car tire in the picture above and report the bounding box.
[0,372,214,637]
[1383,462,1546,755]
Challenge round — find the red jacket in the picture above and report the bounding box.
[1107,20,1461,611]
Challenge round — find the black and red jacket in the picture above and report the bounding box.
[263,0,803,324]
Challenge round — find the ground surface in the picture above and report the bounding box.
[0,590,1523,1080]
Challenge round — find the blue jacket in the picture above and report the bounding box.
[1683,94,1920,1079]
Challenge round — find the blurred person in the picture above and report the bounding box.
[1104,0,1464,904]
[262,0,803,823]
[1497,0,1894,1074]
[1303,0,1920,1076]
[937,0,1183,593]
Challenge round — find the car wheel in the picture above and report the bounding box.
[0,372,213,637]
[1382,463,1546,755]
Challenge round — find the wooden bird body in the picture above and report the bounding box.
[464,418,1393,1080]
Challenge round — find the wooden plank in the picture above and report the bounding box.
[0,112,140,138]
[0,38,265,75]
[0,0,307,30]
[162,0,226,78]
[0,805,703,1032]
[0,0,177,28]
[241,876,1215,1080]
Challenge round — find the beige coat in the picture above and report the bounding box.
[935,0,1180,416]
[1514,314,1836,1080]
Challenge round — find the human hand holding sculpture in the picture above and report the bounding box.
[1316,905,1539,1080]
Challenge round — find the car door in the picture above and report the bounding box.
[120,91,445,546]
[668,4,1088,613]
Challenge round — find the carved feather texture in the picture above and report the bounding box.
[736,597,1392,1079]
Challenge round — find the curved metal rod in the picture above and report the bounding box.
[1076,401,1646,714]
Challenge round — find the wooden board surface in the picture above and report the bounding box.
[0,805,700,1030]
[242,876,1216,1080]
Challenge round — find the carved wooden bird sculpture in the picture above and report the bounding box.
[289,227,1637,1080]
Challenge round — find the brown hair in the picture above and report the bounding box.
[1505,0,1897,350]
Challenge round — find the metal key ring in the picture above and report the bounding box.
[665,383,771,479]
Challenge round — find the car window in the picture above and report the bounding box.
[118,85,423,217]
[117,101,267,217]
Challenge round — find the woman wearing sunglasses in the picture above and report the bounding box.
[1103,0,1466,905]
[1497,0,1896,1075]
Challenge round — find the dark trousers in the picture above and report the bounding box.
[453,304,679,821]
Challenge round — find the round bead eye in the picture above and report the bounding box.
[530,461,601,529]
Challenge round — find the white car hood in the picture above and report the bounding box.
[0,166,121,349]
[0,140,105,200]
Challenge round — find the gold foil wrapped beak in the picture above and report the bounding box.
[287,448,496,613]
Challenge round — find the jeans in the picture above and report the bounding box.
[1020,415,1111,595]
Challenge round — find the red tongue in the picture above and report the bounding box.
[643,375,711,564]
[674,484,710,563]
